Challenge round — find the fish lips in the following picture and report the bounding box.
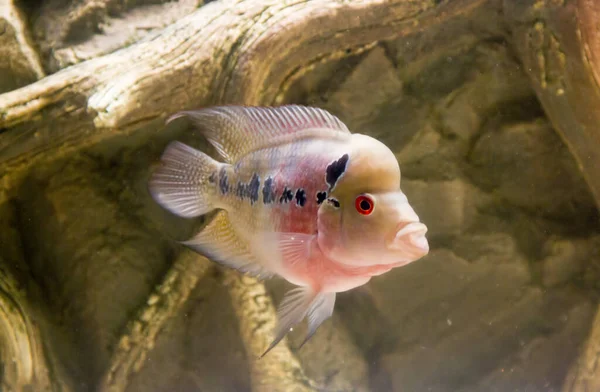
[387,221,429,258]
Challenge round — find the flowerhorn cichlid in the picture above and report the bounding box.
[148,105,429,357]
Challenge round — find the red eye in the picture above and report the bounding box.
[355,195,374,215]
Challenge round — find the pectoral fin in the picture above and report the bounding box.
[276,232,315,267]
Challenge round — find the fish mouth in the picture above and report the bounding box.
[388,221,429,256]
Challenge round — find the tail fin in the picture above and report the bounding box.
[148,141,221,218]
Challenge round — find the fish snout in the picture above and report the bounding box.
[387,221,429,257]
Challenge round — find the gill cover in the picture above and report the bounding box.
[317,133,429,266]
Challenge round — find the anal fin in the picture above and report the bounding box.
[260,286,336,358]
[183,210,273,279]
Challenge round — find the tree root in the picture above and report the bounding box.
[99,250,211,392]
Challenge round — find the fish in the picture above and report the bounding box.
[148,105,429,357]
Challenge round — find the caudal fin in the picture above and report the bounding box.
[148,141,221,218]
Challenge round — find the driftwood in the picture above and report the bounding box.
[504,0,600,215]
[30,0,205,73]
[223,271,320,392]
[0,260,67,391]
[99,250,213,392]
[0,0,483,184]
[0,0,45,94]
[1,0,600,391]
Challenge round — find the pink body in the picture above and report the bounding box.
[282,239,400,291]
[219,143,396,293]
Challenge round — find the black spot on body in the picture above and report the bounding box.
[327,198,340,208]
[248,173,260,204]
[236,181,247,198]
[316,191,327,204]
[295,189,307,207]
[262,177,276,204]
[219,167,229,194]
[233,173,261,204]
[279,187,294,203]
[208,172,217,184]
[326,154,349,191]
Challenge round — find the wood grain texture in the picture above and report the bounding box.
[504,0,600,211]
[0,0,483,180]
[99,250,212,392]
[0,260,74,391]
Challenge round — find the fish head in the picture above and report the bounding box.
[317,134,429,267]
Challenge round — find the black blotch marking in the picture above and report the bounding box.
[262,177,276,204]
[327,198,340,208]
[234,173,260,204]
[279,187,294,203]
[316,191,327,205]
[295,189,307,207]
[236,181,247,198]
[248,173,260,204]
[219,167,229,194]
[208,172,217,184]
[326,154,349,191]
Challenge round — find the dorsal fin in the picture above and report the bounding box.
[167,105,351,163]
